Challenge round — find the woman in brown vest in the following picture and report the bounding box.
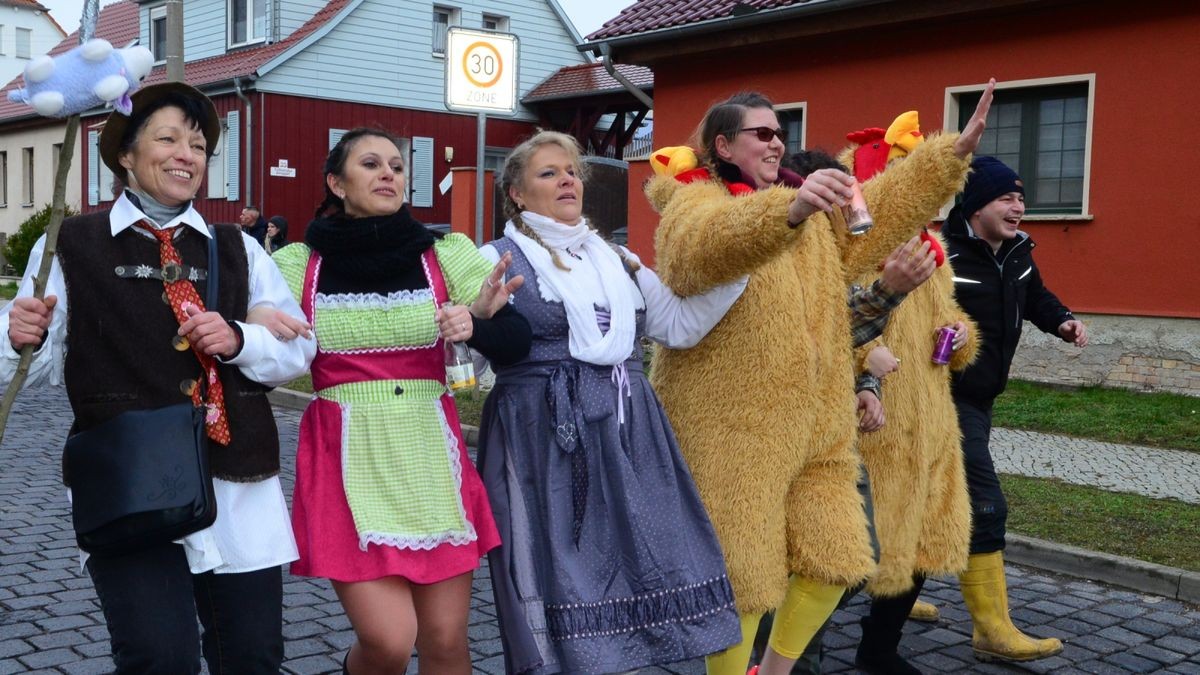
[1,82,315,672]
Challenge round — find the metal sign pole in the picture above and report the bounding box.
[476,112,486,245]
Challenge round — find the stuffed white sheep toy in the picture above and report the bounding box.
[7,39,154,118]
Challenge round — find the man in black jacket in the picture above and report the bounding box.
[239,204,268,247]
[942,156,1087,663]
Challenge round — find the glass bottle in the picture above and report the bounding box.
[442,302,476,394]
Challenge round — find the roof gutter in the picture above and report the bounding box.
[234,76,253,205]
[597,42,653,109]
[580,0,890,56]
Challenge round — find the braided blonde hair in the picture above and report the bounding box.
[499,130,595,271]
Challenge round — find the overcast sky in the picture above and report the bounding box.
[39,0,626,40]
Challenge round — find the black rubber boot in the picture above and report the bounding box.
[854,577,925,675]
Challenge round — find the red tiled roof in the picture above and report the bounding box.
[0,0,139,121]
[587,0,810,41]
[0,1,50,10]
[523,62,652,103]
[0,0,351,123]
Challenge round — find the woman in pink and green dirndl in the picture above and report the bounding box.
[272,128,530,674]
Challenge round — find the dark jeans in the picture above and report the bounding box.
[87,542,283,674]
[955,398,1007,554]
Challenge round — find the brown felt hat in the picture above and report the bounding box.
[98,82,221,182]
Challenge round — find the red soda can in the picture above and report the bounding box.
[932,327,956,365]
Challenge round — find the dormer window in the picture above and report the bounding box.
[229,0,267,47]
[150,6,167,64]
[432,6,460,57]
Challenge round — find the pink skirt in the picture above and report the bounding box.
[289,395,500,584]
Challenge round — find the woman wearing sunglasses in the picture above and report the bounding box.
[643,89,991,675]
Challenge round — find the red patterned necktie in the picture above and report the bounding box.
[142,221,231,446]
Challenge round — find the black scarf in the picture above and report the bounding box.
[304,206,439,283]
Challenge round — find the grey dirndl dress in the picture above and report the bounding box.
[476,238,740,674]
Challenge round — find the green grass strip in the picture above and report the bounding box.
[1002,473,1200,572]
[994,380,1200,452]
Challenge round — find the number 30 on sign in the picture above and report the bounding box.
[445,28,518,114]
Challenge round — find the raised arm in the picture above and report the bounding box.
[648,177,800,296]
[841,80,995,280]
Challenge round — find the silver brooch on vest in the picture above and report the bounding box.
[114,264,206,282]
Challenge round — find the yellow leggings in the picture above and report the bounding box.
[705,576,844,675]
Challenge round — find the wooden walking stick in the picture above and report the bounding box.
[0,0,99,442]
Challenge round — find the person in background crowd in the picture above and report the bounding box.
[266,215,288,254]
[240,204,268,246]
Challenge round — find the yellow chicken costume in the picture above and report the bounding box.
[837,113,978,599]
[644,126,971,672]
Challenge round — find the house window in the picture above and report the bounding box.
[15,28,32,59]
[775,105,806,158]
[0,25,6,55]
[150,6,167,63]
[21,147,33,205]
[0,151,7,207]
[482,14,508,32]
[229,0,267,47]
[208,124,228,199]
[432,6,459,56]
[957,80,1091,214]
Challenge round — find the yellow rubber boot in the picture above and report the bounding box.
[958,551,1063,662]
[908,599,940,623]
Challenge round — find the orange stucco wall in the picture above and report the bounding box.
[626,160,658,266]
[626,3,1200,318]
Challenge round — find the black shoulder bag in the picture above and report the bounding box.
[64,227,220,555]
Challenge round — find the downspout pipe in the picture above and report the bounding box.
[233,76,253,206]
[598,41,652,109]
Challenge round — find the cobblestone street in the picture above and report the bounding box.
[2,386,1198,673]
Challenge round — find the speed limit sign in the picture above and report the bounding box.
[445,28,518,114]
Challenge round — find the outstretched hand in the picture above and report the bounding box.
[471,251,525,319]
[247,305,313,342]
[880,235,937,294]
[1058,319,1089,347]
[954,78,996,159]
[788,168,855,225]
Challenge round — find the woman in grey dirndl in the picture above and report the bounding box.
[475,131,747,674]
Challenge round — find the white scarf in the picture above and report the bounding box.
[505,212,639,366]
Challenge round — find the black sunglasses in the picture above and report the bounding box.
[740,126,788,143]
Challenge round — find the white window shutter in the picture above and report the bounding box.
[412,136,434,208]
[329,128,346,151]
[226,110,240,201]
[87,130,99,206]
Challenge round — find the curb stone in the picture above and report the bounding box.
[268,387,1199,606]
[1006,534,1200,605]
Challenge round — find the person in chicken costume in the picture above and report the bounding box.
[643,82,994,675]
[834,111,979,674]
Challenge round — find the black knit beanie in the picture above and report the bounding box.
[961,156,1024,219]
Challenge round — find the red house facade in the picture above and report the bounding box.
[586,0,1200,394]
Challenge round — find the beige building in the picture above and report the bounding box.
[0,122,80,241]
